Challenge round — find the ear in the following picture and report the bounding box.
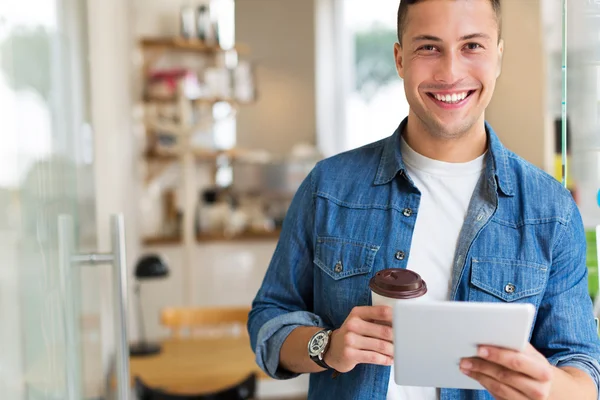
[394,42,405,80]
[496,39,504,78]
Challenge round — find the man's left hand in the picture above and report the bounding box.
[460,343,554,400]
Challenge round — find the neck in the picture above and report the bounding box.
[404,111,488,163]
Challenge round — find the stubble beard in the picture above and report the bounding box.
[411,106,480,142]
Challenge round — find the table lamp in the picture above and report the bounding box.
[129,254,169,357]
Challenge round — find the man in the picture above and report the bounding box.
[247,0,600,399]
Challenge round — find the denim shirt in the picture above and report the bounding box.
[248,118,600,400]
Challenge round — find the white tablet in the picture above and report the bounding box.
[392,300,536,390]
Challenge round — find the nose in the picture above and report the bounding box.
[433,50,464,84]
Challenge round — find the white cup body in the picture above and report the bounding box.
[371,290,427,308]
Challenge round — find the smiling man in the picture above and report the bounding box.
[247,1,600,399]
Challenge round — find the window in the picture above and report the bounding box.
[316,0,409,156]
[343,0,408,151]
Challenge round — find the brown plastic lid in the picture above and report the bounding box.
[369,268,427,299]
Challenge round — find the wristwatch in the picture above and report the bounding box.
[308,329,333,369]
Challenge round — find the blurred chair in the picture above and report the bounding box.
[160,306,251,338]
[135,373,256,400]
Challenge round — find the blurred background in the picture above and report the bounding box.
[0,0,599,399]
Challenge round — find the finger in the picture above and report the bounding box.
[351,305,393,324]
[345,316,394,342]
[462,370,529,400]
[477,346,552,382]
[461,358,549,400]
[353,348,394,367]
[349,333,394,357]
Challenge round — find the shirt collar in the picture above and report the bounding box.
[373,117,515,197]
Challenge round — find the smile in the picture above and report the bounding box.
[426,90,476,106]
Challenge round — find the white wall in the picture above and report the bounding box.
[87,0,141,393]
[134,0,200,37]
[486,0,551,170]
[234,0,317,154]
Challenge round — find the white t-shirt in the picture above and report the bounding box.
[386,136,486,400]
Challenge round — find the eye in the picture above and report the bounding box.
[417,44,438,53]
[465,43,483,51]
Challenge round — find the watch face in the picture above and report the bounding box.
[308,331,329,357]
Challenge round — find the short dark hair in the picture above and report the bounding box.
[397,0,502,45]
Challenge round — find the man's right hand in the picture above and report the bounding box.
[323,306,395,373]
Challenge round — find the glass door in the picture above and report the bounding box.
[561,1,600,308]
[0,0,129,399]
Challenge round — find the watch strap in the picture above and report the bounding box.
[310,353,331,369]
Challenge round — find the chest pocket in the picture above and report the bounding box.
[468,258,549,306]
[313,236,379,326]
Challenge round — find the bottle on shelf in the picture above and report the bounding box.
[196,4,212,43]
[180,5,197,39]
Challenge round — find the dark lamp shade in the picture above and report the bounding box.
[134,254,169,279]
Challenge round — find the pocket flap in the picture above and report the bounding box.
[470,258,548,302]
[314,236,379,280]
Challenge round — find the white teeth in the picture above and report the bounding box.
[433,91,469,104]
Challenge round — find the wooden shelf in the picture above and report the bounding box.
[140,37,247,54]
[144,153,179,162]
[142,230,281,246]
[140,37,223,53]
[142,235,182,246]
[142,96,240,106]
[144,147,244,163]
[144,148,248,162]
[197,229,282,242]
[144,152,214,162]
[137,35,257,305]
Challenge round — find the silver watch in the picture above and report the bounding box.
[308,329,333,369]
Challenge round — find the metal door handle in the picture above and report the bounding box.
[59,214,130,400]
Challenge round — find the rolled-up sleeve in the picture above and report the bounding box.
[254,311,325,379]
[247,167,329,379]
[532,200,600,398]
[552,355,600,399]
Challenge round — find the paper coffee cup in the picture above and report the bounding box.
[369,268,428,308]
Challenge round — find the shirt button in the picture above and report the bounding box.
[334,261,343,273]
[504,283,516,294]
[403,208,413,217]
[395,251,405,261]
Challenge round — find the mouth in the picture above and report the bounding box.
[426,90,476,107]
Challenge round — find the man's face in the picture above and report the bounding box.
[395,0,503,139]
